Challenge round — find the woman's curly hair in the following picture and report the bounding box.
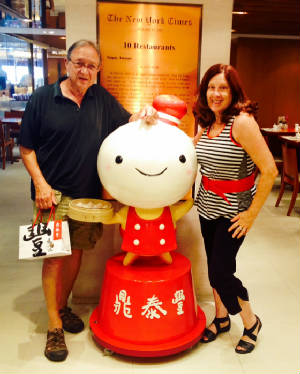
[193,64,258,128]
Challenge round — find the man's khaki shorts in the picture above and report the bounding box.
[33,190,103,250]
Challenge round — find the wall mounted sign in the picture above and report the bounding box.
[98,1,201,136]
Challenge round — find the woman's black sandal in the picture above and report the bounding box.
[200,315,231,343]
[235,315,262,354]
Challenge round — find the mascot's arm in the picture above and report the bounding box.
[170,198,194,223]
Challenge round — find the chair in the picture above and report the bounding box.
[4,110,23,144]
[275,141,299,215]
[0,121,14,169]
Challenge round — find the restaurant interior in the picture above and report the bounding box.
[0,0,299,373]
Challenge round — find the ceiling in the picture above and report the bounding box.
[232,0,300,36]
[47,0,300,37]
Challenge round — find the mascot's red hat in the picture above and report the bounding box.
[152,95,187,126]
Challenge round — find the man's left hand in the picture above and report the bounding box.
[129,105,158,125]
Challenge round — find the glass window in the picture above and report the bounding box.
[0,34,44,111]
[0,0,65,113]
[0,0,31,27]
[33,44,44,89]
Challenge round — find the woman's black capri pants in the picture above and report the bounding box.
[200,216,249,315]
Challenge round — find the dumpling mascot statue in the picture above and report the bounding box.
[89,95,206,357]
[97,95,197,266]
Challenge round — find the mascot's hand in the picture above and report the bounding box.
[171,198,194,222]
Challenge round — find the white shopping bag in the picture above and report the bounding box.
[19,209,71,260]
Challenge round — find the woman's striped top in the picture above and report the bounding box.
[195,117,256,220]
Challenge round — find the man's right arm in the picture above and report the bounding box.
[20,146,56,209]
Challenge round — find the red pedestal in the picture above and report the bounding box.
[90,252,206,357]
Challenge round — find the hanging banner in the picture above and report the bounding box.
[98,2,201,136]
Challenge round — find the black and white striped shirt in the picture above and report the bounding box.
[195,117,256,220]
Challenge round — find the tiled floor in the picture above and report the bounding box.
[0,156,299,373]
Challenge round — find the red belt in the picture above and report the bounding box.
[202,173,255,205]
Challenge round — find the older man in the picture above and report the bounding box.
[20,39,155,361]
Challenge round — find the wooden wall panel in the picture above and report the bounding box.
[230,38,300,129]
[47,58,66,84]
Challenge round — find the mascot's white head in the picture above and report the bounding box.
[97,96,197,209]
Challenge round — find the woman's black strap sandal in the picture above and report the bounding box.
[235,315,262,354]
[200,315,231,343]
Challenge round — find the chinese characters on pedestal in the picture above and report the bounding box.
[113,289,186,319]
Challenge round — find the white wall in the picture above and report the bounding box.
[65,0,97,46]
[65,0,233,304]
[199,0,233,76]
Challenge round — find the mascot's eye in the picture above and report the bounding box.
[115,155,123,164]
[179,155,186,163]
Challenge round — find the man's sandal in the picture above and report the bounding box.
[44,328,68,362]
[200,315,231,343]
[235,315,262,354]
[59,306,84,333]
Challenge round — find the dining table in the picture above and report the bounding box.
[260,127,297,141]
[260,127,298,175]
[275,134,300,215]
[280,135,300,147]
[1,117,22,127]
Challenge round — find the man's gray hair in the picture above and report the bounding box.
[67,40,101,64]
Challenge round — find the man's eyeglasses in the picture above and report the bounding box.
[69,59,99,72]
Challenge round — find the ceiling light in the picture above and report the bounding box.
[232,11,248,15]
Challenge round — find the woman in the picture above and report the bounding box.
[193,64,277,354]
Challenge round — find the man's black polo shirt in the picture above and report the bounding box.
[20,77,131,200]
